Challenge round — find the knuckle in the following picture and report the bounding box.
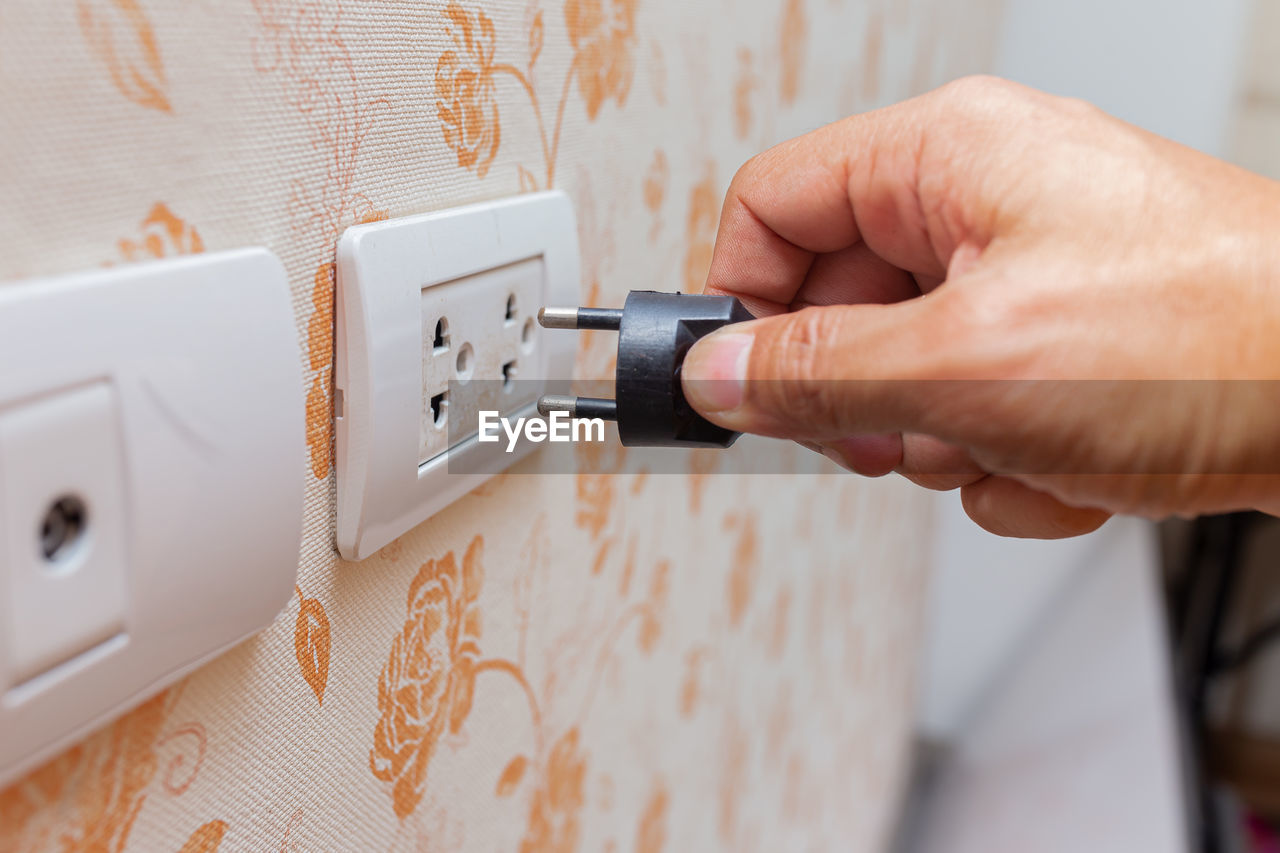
[934,75,1050,134]
[1053,92,1105,123]
[938,75,1021,109]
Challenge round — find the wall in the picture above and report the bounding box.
[1231,0,1280,177]
[0,1,1001,850]
[914,520,1188,853]
[994,0,1251,155]
[916,0,1255,741]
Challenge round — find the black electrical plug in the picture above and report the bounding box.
[536,290,753,448]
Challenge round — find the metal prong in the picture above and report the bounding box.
[538,307,580,329]
[537,395,618,422]
[539,306,624,332]
[538,394,579,416]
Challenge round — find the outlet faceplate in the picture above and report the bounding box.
[0,249,304,786]
[418,257,546,464]
[335,191,580,560]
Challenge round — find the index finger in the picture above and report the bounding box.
[703,89,961,314]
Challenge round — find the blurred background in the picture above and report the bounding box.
[896,1,1280,851]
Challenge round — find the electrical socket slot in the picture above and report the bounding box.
[418,257,547,464]
[1,381,130,687]
[334,190,580,560]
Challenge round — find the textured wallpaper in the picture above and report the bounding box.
[0,0,1001,849]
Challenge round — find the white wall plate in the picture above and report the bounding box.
[335,191,580,560]
[0,249,304,785]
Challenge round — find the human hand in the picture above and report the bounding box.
[680,76,1280,538]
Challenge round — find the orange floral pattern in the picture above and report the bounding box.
[0,695,165,851]
[294,585,331,706]
[678,648,706,718]
[635,781,668,853]
[437,3,502,177]
[519,728,587,853]
[0,689,214,852]
[433,0,637,189]
[371,536,484,819]
[717,715,749,843]
[725,513,759,629]
[304,262,336,479]
[77,0,171,112]
[0,0,997,847]
[637,559,669,654]
[178,819,228,852]
[252,0,389,482]
[779,0,807,106]
[641,149,667,242]
[683,165,718,294]
[733,49,757,139]
[862,11,884,105]
[565,0,637,120]
[117,202,203,261]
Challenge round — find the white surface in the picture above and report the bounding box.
[914,518,1188,853]
[2,383,128,685]
[335,191,580,560]
[0,249,305,785]
[916,492,1095,739]
[994,0,1251,156]
[417,257,546,464]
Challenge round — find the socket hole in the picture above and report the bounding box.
[502,360,517,391]
[455,343,475,382]
[430,391,448,428]
[433,318,449,352]
[505,294,517,322]
[521,317,534,348]
[41,495,88,565]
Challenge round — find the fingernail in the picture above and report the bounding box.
[682,332,752,413]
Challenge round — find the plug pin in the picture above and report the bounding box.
[537,292,750,447]
[538,306,623,331]
[537,394,618,422]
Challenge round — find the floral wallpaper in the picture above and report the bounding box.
[0,0,1002,849]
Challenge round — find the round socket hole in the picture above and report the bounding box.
[433,318,449,352]
[521,317,534,349]
[505,294,517,322]
[40,495,88,566]
[455,343,475,382]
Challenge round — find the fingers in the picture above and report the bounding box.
[961,476,1112,539]
[817,433,984,486]
[704,77,1018,311]
[899,434,987,490]
[820,434,903,477]
[813,435,1111,539]
[681,298,968,442]
[705,107,937,312]
[791,243,921,311]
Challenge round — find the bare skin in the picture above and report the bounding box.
[680,76,1280,539]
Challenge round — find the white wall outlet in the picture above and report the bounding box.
[1,382,129,687]
[418,257,546,465]
[0,249,305,786]
[335,191,580,560]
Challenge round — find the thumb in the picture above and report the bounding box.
[681,299,965,442]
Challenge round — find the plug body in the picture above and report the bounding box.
[538,290,752,448]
